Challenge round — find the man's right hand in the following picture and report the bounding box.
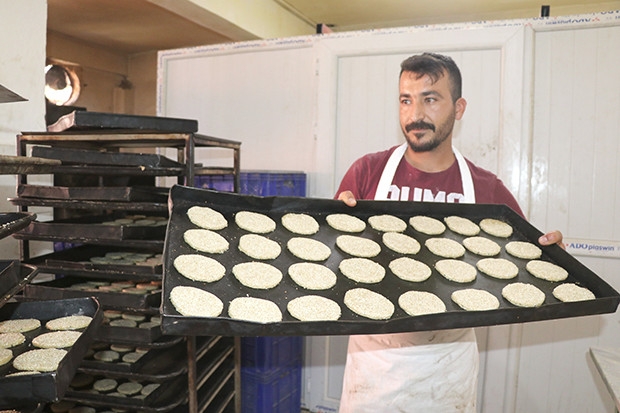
[337,190,357,207]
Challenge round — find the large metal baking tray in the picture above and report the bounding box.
[0,260,39,308]
[0,298,103,408]
[31,145,183,168]
[94,317,163,344]
[46,110,198,133]
[22,277,161,310]
[17,184,169,203]
[24,245,162,281]
[161,185,620,336]
[9,197,169,214]
[0,212,37,240]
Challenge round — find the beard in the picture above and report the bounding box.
[402,113,456,153]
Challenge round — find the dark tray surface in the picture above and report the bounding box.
[0,298,103,407]
[0,261,39,308]
[17,184,170,203]
[0,212,37,240]
[160,185,620,336]
[23,277,161,310]
[31,145,183,168]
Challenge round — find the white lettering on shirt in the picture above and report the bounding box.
[389,185,464,203]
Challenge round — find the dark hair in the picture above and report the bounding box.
[400,53,462,102]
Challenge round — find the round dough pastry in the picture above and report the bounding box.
[287,295,341,321]
[287,237,331,261]
[502,282,545,307]
[183,229,229,254]
[238,233,281,260]
[425,238,465,258]
[339,258,386,284]
[235,211,276,234]
[0,318,41,333]
[476,258,519,280]
[409,215,446,235]
[169,286,224,318]
[186,206,228,230]
[526,260,568,282]
[344,288,395,320]
[505,241,542,260]
[46,315,92,331]
[32,331,82,349]
[228,297,282,323]
[13,348,67,372]
[173,254,226,283]
[288,262,337,290]
[552,283,596,302]
[232,262,283,289]
[325,213,366,233]
[368,214,407,232]
[444,216,480,236]
[93,350,120,362]
[462,236,501,256]
[281,213,319,235]
[93,378,118,392]
[479,218,513,238]
[117,381,143,396]
[435,259,477,283]
[382,232,421,255]
[0,332,25,349]
[451,289,500,311]
[398,291,446,316]
[0,348,12,366]
[336,235,381,258]
[389,257,432,282]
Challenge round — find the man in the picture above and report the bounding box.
[336,53,563,412]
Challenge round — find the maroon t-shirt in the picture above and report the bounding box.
[336,145,524,217]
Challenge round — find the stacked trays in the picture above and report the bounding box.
[161,185,620,336]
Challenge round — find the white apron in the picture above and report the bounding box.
[339,143,479,413]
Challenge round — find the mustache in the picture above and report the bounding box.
[405,121,435,133]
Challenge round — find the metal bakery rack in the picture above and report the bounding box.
[3,112,242,413]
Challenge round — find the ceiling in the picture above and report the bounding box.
[47,0,619,55]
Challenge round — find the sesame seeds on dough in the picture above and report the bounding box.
[368,214,407,232]
[287,295,342,321]
[0,333,25,349]
[235,211,276,234]
[526,260,568,282]
[389,257,432,283]
[462,236,501,257]
[288,262,337,290]
[425,238,465,258]
[339,258,386,284]
[552,283,596,302]
[325,213,366,233]
[476,258,519,280]
[232,262,283,289]
[435,259,477,283]
[505,241,542,260]
[444,216,480,236]
[46,315,92,331]
[451,289,500,311]
[479,218,513,238]
[32,331,82,349]
[409,215,446,235]
[186,206,228,230]
[287,237,331,261]
[502,283,546,307]
[344,288,394,320]
[238,233,282,260]
[169,286,224,318]
[228,297,282,323]
[336,235,381,258]
[382,232,421,255]
[281,213,319,235]
[0,318,41,333]
[13,348,67,372]
[183,229,229,254]
[398,291,446,316]
[0,348,12,366]
[173,254,226,283]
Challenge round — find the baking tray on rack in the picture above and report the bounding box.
[0,297,103,408]
[94,311,163,344]
[0,212,36,240]
[25,245,163,281]
[31,145,183,168]
[0,260,39,307]
[160,185,620,336]
[17,184,170,203]
[23,277,161,310]
[46,110,198,133]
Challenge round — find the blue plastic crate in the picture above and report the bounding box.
[241,363,302,413]
[194,171,306,197]
[241,336,303,374]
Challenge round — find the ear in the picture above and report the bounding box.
[455,97,467,120]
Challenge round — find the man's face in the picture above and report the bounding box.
[399,70,465,153]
